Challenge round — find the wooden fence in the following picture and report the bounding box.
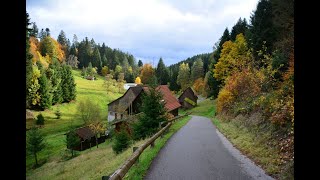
[104,113,191,180]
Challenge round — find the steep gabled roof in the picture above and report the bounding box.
[178,87,198,100]
[156,85,181,112]
[108,86,145,112]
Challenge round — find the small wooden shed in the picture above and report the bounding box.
[178,87,198,109]
[66,126,106,151]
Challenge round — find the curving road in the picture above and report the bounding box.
[144,115,274,180]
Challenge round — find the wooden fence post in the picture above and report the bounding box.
[133,147,139,164]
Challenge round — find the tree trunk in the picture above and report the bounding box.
[96,135,98,148]
[34,152,38,166]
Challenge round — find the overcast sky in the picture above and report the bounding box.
[27,0,258,66]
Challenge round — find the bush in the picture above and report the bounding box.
[36,113,45,125]
[55,108,61,119]
[216,88,234,113]
[112,126,131,154]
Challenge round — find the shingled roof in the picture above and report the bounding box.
[156,85,181,112]
[75,126,95,141]
[108,86,144,112]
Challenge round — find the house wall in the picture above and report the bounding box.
[183,101,194,109]
[170,108,179,117]
[67,135,107,151]
[108,112,115,122]
[179,88,198,108]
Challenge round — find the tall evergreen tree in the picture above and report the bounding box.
[49,59,63,104]
[91,47,102,73]
[72,34,79,47]
[57,30,68,47]
[248,0,276,63]
[45,28,50,37]
[230,18,249,41]
[168,66,180,91]
[38,70,52,110]
[69,44,77,56]
[133,87,167,140]
[57,30,69,58]
[30,22,39,37]
[61,65,76,102]
[39,28,46,40]
[213,28,231,62]
[101,54,108,67]
[27,127,46,167]
[26,12,34,108]
[156,57,169,85]
[138,60,143,67]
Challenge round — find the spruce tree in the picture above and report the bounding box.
[61,65,76,102]
[91,47,102,73]
[138,60,143,67]
[133,87,167,140]
[27,127,46,167]
[38,70,52,110]
[249,0,276,62]
[26,12,34,108]
[213,28,231,62]
[156,57,170,85]
[230,18,249,41]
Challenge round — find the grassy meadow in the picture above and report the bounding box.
[26,69,122,177]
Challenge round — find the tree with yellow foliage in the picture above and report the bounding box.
[135,77,142,84]
[140,63,155,84]
[213,33,252,84]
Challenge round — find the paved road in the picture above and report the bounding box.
[144,115,274,180]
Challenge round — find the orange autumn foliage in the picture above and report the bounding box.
[193,78,205,95]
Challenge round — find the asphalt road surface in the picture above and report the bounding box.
[144,115,274,180]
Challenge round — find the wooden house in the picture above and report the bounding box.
[178,87,198,109]
[108,85,181,133]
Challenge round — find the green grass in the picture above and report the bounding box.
[211,116,281,178]
[184,98,281,178]
[26,69,122,176]
[26,116,191,180]
[183,98,215,118]
[26,138,150,180]
[124,116,192,180]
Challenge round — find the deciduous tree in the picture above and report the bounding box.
[177,62,191,91]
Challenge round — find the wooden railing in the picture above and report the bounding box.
[104,113,191,180]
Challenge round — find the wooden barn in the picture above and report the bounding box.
[108,85,181,133]
[178,87,198,109]
[66,126,106,151]
[107,85,147,122]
